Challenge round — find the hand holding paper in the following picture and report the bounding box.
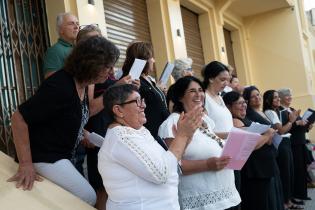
[221,127,261,170]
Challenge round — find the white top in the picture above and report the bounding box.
[98,126,180,210]
[264,109,291,138]
[158,113,241,210]
[204,93,233,133]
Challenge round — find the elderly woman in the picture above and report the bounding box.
[8,36,120,205]
[121,41,169,139]
[171,57,194,81]
[263,90,300,209]
[223,91,285,210]
[278,88,312,204]
[98,84,203,210]
[159,76,241,210]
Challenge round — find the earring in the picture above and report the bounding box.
[120,115,124,118]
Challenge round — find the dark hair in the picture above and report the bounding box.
[76,24,102,43]
[202,61,229,88]
[171,76,205,113]
[223,91,242,107]
[103,84,139,122]
[243,85,259,103]
[263,90,277,112]
[64,36,120,83]
[121,41,153,77]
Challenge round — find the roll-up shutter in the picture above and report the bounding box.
[103,0,152,68]
[181,6,205,79]
[224,28,237,75]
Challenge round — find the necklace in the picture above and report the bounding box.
[199,121,224,148]
[207,90,225,107]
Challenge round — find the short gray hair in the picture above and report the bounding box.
[278,88,292,99]
[56,12,73,36]
[172,57,193,81]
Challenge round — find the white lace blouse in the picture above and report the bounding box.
[158,113,241,210]
[204,93,233,133]
[98,126,180,210]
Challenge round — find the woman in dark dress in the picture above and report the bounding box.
[121,41,169,139]
[278,88,312,203]
[263,90,300,209]
[223,90,283,210]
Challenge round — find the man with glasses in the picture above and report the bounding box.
[43,12,79,79]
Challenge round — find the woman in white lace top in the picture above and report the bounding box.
[159,77,241,210]
[98,84,203,210]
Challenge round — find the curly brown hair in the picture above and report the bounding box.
[64,36,119,83]
[121,41,153,77]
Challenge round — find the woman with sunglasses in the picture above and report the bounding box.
[98,84,203,210]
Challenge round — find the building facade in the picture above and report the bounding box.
[1,0,315,155]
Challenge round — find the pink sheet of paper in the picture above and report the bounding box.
[221,127,261,170]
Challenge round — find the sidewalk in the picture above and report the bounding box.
[305,188,315,209]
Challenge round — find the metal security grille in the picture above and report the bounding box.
[0,0,49,156]
[181,6,205,79]
[103,0,152,69]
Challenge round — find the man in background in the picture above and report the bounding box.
[43,13,79,79]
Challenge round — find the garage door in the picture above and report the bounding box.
[181,6,205,79]
[103,0,152,68]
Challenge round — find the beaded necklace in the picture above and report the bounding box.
[199,121,224,148]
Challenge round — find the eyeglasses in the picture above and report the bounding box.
[233,100,246,106]
[79,23,99,30]
[118,98,145,107]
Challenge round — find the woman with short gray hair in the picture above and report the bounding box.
[278,88,312,205]
[171,57,193,81]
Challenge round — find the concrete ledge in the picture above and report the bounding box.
[0,151,95,210]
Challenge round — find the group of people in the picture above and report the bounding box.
[7,12,314,210]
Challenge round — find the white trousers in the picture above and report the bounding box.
[34,159,96,205]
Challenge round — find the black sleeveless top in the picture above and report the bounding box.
[241,108,279,178]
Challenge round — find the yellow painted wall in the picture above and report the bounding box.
[45,0,68,44]
[75,0,107,37]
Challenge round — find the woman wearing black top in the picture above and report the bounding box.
[223,90,282,210]
[278,88,312,203]
[263,90,300,209]
[8,37,120,205]
[121,41,169,139]
[241,86,286,210]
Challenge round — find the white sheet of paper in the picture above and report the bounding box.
[87,132,104,147]
[221,127,261,170]
[302,110,313,121]
[244,122,270,134]
[272,133,283,149]
[159,62,175,85]
[129,58,147,80]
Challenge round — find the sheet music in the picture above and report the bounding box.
[159,62,175,85]
[87,132,104,147]
[244,122,270,134]
[221,127,261,170]
[129,58,147,80]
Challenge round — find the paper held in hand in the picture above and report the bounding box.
[221,127,261,170]
[159,62,175,85]
[129,58,147,80]
[87,132,104,147]
[302,108,315,124]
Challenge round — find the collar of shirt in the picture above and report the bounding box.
[58,38,73,47]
